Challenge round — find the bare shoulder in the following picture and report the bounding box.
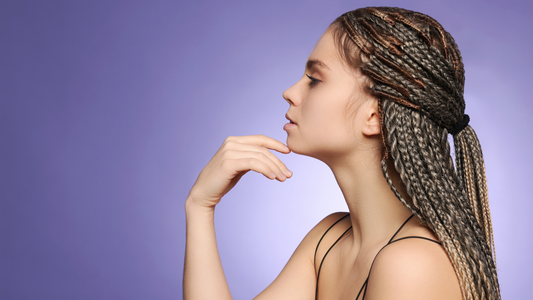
[292,211,350,261]
[310,212,350,235]
[365,237,462,300]
[254,212,349,300]
[278,211,350,260]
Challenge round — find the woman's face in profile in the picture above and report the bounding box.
[283,27,375,160]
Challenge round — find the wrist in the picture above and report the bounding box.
[185,194,216,215]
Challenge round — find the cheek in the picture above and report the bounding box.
[343,99,362,136]
[302,89,346,121]
[303,99,355,142]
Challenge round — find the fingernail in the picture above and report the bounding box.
[286,169,293,177]
[284,145,290,151]
[270,172,276,179]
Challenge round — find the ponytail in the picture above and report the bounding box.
[454,125,496,264]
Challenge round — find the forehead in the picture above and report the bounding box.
[307,28,346,72]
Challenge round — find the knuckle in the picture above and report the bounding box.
[224,136,236,144]
[221,149,234,158]
[223,140,235,148]
[220,158,232,170]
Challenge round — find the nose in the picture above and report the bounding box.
[282,81,300,106]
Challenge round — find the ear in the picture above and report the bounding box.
[361,99,381,136]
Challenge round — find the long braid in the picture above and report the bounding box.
[381,102,477,300]
[332,7,500,299]
[455,126,497,265]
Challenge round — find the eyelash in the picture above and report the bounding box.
[306,74,320,86]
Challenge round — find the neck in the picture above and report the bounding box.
[325,147,413,248]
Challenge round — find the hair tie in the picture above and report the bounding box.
[449,114,470,135]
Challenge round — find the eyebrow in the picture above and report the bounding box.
[306,59,330,71]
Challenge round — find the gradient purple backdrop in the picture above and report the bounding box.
[1,0,531,299]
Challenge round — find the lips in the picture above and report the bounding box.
[285,114,297,125]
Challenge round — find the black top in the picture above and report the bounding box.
[314,214,441,300]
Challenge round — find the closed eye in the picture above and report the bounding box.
[306,74,320,86]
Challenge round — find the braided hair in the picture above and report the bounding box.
[331,7,500,300]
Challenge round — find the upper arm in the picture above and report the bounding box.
[254,212,349,300]
[365,239,462,300]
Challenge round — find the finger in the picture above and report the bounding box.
[223,157,277,180]
[226,150,287,181]
[223,136,292,177]
[224,135,290,154]
[225,143,292,178]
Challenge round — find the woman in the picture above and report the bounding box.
[183,7,500,300]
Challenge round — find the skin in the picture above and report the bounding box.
[184,27,462,300]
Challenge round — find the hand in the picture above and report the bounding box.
[187,135,292,210]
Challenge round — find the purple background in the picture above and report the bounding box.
[1,0,531,299]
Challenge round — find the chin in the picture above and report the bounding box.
[286,137,296,153]
[286,137,305,155]
[287,136,353,165]
[286,138,321,159]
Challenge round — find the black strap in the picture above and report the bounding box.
[314,214,441,300]
[314,213,350,268]
[387,214,414,243]
[391,236,442,245]
[359,236,441,300]
[314,213,351,300]
[356,215,415,300]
